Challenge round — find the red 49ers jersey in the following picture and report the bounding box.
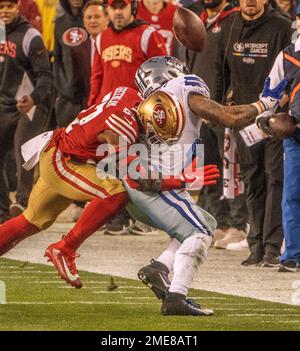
[57,87,142,162]
[88,22,167,105]
[137,1,178,55]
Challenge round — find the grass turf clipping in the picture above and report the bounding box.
[0,257,300,331]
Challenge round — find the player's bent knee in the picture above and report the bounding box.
[23,211,56,231]
[177,233,212,265]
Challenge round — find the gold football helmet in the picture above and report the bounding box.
[137,90,186,144]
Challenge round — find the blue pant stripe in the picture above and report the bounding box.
[159,192,209,234]
[169,190,210,235]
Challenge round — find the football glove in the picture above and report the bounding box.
[255,111,275,137]
[256,77,288,114]
[125,161,220,192]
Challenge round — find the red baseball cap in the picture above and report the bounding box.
[107,0,131,6]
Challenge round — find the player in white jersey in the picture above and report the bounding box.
[126,56,287,316]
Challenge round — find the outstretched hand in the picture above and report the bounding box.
[259,77,288,113]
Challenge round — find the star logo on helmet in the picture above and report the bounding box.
[153,104,167,128]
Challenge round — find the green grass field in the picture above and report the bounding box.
[0,257,300,331]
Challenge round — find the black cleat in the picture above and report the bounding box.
[162,293,214,316]
[137,260,170,301]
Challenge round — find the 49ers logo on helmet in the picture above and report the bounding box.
[62,27,88,46]
[153,104,167,128]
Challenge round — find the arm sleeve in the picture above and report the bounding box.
[268,51,285,89]
[145,30,167,57]
[26,33,52,105]
[88,36,103,106]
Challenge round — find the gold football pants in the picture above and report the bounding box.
[23,146,125,229]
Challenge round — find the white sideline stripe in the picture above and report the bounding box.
[0,266,36,269]
[71,286,147,290]
[261,320,300,324]
[6,301,158,305]
[122,297,156,300]
[0,271,57,274]
[215,308,296,311]
[227,314,300,317]
[92,291,135,294]
[188,297,227,300]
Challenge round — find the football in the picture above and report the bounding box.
[269,112,296,139]
[172,6,207,52]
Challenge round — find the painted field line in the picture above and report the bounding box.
[32,281,125,285]
[261,320,300,324]
[188,297,228,300]
[5,301,158,305]
[32,281,70,284]
[122,297,156,300]
[0,271,57,274]
[57,286,147,290]
[200,308,296,312]
[92,291,138,294]
[0,266,36,269]
[227,313,300,317]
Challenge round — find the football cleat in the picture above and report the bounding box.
[137,260,170,301]
[44,243,82,289]
[162,295,214,316]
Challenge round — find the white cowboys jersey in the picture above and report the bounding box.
[161,74,210,145]
[124,74,216,239]
[150,74,210,176]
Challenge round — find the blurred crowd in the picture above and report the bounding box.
[0,0,300,272]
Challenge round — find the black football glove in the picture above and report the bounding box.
[255,112,275,137]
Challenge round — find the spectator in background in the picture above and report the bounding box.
[72,0,109,107]
[88,0,167,105]
[35,0,60,52]
[214,0,292,266]
[260,4,300,272]
[88,0,166,235]
[0,0,52,220]
[53,0,88,127]
[52,0,88,222]
[274,0,296,18]
[19,0,42,32]
[136,0,178,55]
[186,0,245,249]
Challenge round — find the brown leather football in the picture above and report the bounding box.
[269,112,296,139]
[172,7,207,52]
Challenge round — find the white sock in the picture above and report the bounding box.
[169,234,212,296]
[157,238,181,273]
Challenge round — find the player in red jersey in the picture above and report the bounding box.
[88,0,167,105]
[0,87,142,288]
[137,0,178,55]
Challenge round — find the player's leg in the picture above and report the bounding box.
[125,182,216,315]
[0,176,72,256]
[43,147,129,287]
